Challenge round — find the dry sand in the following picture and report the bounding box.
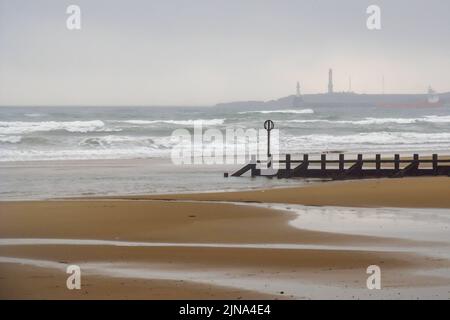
[0,177,449,299]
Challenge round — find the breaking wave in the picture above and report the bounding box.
[0,120,119,134]
[286,115,450,125]
[118,119,225,126]
[238,109,314,115]
[282,131,450,153]
[79,135,168,149]
[0,135,22,144]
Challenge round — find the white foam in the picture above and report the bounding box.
[0,238,408,252]
[24,113,45,118]
[281,131,450,150]
[423,115,450,123]
[119,119,225,126]
[0,147,171,162]
[1,130,449,162]
[0,135,22,144]
[239,109,314,115]
[286,115,450,125]
[78,135,161,148]
[0,120,117,134]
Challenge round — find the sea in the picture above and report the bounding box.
[1,105,449,199]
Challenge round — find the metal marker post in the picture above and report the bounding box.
[264,120,275,168]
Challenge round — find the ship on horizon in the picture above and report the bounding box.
[377,86,443,108]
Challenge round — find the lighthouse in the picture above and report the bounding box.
[328,69,334,94]
[292,81,303,107]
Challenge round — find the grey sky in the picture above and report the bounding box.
[1,0,449,106]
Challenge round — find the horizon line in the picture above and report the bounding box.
[1,90,449,108]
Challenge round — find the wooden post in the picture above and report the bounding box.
[394,154,400,171]
[376,154,381,173]
[303,154,309,165]
[358,154,363,173]
[285,154,291,177]
[432,154,438,175]
[251,163,257,177]
[321,154,326,171]
[413,154,419,170]
[339,154,345,172]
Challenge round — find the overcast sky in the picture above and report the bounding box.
[1,0,449,106]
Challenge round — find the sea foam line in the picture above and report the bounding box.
[0,120,118,134]
[0,238,408,252]
[285,115,450,125]
[116,119,225,126]
[238,109,314,114]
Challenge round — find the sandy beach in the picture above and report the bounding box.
[2,0,450,303]
[141,176,450,208]
[1,177,449,299]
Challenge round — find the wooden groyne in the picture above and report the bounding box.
[225,153,450,180]
[226,153,450,179]
[224,121,450,180]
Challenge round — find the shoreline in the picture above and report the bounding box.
[2,155,449,202]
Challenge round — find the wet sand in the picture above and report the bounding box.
[0,177,449,299]
[140,177,450,208]
[0,263,277,300]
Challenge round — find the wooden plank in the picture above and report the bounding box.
[292,154,309,176]
[394,154,419,177]
[344,154,363,177]
[230,163,253,177]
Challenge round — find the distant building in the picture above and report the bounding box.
[328,69,334,94]
[292,81,303,107]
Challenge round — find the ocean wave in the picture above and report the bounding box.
[24,113,45,118]
[423,115,450,123]
[118,119,225,126]
[79,135,162,148]
[238,109,314,115]
[286,115,450,125]
[283,132,450,147]
[2,131,449,162]
[0,135,22,144]
[0,120,120,134]
[0,148,171,162]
